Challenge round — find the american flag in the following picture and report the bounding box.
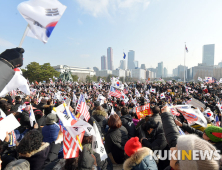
[108,86,122,98]
[123,87,129,94]
[215,115,220,127]
[59,120,85,159]
[76,94,90,121]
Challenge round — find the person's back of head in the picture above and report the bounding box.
[174,134,219,170]
[5,159,30,170]
[151,106,160,115]
[15,96,21,101]
[121,106,129,116]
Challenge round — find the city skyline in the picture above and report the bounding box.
[1,1,222,74]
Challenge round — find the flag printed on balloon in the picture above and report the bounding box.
[17,0,67,43]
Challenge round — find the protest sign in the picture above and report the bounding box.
[187,98,206,110]
[136,104,151,119]
[0,114,20,141]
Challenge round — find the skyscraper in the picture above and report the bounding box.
[119,60,126,70]
[164,67,168,78]
[101,55,107,70]
[157,62,163,78]
[128,50,135,69]
[141,64,146,70]
[202,44,215,66]
[134,61,139,69]
[107,47,114,70]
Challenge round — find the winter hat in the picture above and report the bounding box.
[177,134,219,170]
[46,113,58,125]
[124,137,142,157]
[5,159,30,170]
[205,126,222,143]
[0,48,24,68]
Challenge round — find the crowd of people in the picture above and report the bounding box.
[0,80,222,170]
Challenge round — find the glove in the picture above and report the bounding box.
[0,48,25,68]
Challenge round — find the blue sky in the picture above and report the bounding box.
[0,0,222,74]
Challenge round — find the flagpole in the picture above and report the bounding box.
[184,42,186,83]
[18,24,29,47]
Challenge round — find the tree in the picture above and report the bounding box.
[86,75,91,82]
[22,62,60,83]
[92,75,97,82]
[71,75,79,82]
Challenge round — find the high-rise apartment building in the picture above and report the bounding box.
[202,44,215,66]
[157,62,163,78]
[119,60,126,70]
[128,50,135,69]
[101,55,107,70]
[107,47,114,70]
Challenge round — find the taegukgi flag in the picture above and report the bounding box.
[18,0,67,43]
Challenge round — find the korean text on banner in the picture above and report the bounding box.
[136,104,151,119]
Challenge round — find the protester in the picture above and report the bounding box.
[16,129,63,170]
[1,60,222,170]
[105,114,128,166]
[120,106,136,139]
[123,137,158,170]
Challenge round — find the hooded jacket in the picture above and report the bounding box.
[123,147,158,170]
[121,114,136,139]
[19,142,61,170]
[92,109,108,134]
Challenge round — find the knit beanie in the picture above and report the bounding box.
[124,137,142,157]
[177,134,219,170]
[205,126,222,143]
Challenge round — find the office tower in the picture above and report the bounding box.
[141,64,146,70]
[107,47,114,70]
[101,55,107,70]
[128,50,135,69]
[164,67,168,78]
[119,60,126,70]
[134,61,139,69]
[202,44,215,66]
[157,62,163,78]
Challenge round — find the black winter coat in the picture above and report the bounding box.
[19,142,61,170]
[120,114,136,139]
[150,113,162,125]
[92,110,108,134]
[160,112,180,148]
[105,126,129,164]
[142,122,167,151]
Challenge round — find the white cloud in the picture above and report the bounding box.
[0,38,15,48]
[75,0,150,17]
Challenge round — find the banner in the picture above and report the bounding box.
[136,104,151,119]
[187,98,206,110]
